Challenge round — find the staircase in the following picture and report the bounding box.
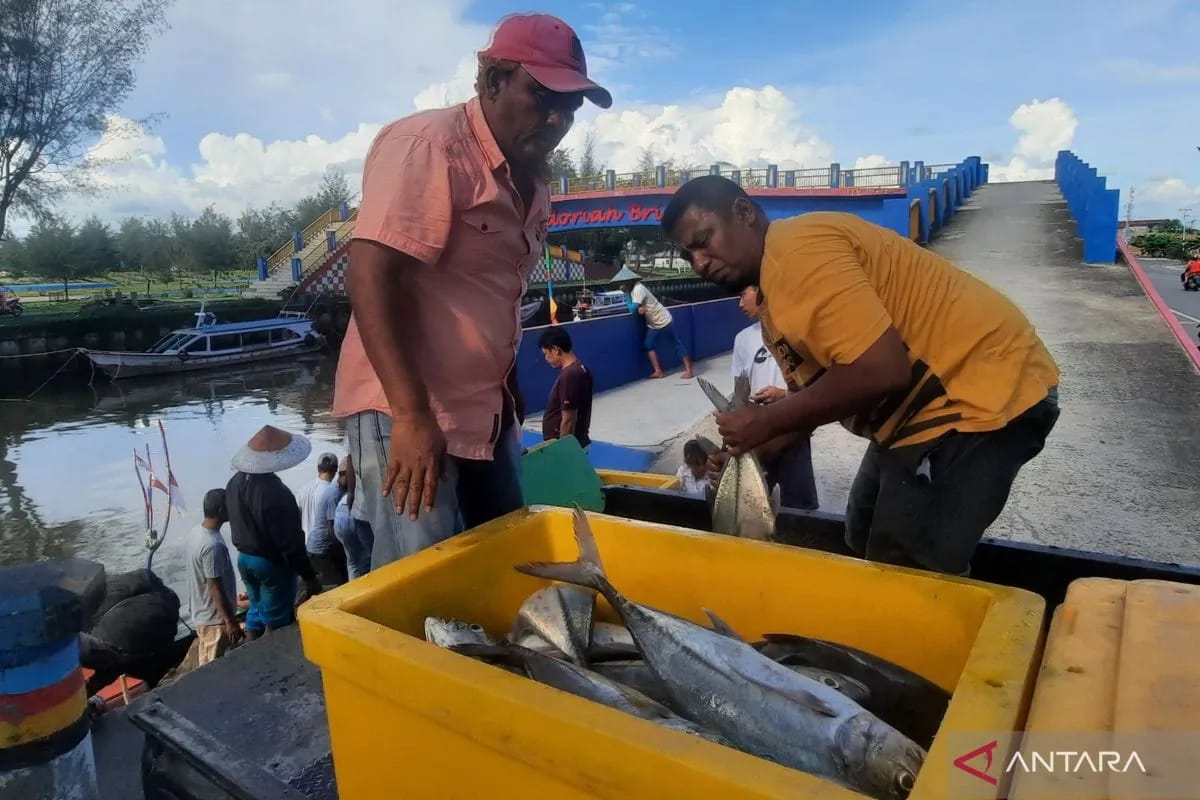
[243,209,359,300]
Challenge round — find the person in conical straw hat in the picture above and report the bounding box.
[613,265,695,380]
[225,425,323,640]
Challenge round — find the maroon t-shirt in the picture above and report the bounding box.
[542,360,594,448]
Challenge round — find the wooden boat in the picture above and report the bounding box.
[572,289,629,321]
[84,305,321,380]
[520,297,543,323]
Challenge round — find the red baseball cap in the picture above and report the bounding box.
[479,13,613,109]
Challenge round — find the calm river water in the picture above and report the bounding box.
[0,353,346,600]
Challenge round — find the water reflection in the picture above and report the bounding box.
[0,353,345,600]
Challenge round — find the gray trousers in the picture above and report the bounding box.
[344,410,525,570]
[845,393,1060,576]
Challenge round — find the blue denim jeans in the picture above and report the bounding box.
[344,410,525,570]
[236,553,298,634]
[334,502,375,580]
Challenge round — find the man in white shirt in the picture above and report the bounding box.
[728,285,819,510]
[617,268,695,380]
[296,452,347,585]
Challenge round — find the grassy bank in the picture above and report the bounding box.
[0,296,282,335]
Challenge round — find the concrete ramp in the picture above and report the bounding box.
[921,181,1200,564]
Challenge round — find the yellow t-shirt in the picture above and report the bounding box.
[757,212,1060,449]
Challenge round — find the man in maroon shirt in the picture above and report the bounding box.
[539,327,594,449]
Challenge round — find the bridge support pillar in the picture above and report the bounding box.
[256,257,268,281]
[291,257,302,282]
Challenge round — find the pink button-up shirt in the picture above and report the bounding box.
[332,97,550,460]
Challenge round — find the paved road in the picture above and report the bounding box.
[1135,256,1200,337]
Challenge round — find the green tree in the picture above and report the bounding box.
[549,148,576,180]
[294,167,355,229]
[315,167,353,210]
[0,235,26,278]
[185,206,237,280]
[75,216,118,275]
[577,131,602,177]
[0,0,173,239]
[236,202,297,266]
[22,218,81,297]
[1131,232,1197,260]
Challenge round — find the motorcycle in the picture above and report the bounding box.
[0,295,23,316]
[1185,274,1200,292]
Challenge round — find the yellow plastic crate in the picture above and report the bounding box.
[1011,578,1200,800]
[596,468,681,490]
[298,506,1044,800]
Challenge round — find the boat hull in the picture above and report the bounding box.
[85,341,321,380]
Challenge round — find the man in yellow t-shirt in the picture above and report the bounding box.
[661,175,1061,576]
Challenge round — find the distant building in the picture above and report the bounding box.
[1119,219,1177,237]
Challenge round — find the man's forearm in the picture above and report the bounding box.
[207,581,237,626]
[348,241,430,416]
[560,410,577,436]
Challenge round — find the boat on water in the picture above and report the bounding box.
[84,304,322,380]
[572,289,629,321]
[520,296,543,323]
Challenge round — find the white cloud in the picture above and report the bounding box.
[42,115,381,231]
[1144,177,1200,204]
[413,57,477,112]
[555,86,834,173]
[990,98,1078,182]
[29,80,840,237]
[853,154,890,170]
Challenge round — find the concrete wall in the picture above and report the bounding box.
[1054,150,1120,264]
[904,156,987,243]
[517,296,744,416]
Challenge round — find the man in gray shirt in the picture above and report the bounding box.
[187,488,243,665]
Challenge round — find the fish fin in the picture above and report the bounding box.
[696,376,733,412]
[769,482,781,516]
[515,505,608,591]
[729,661,841,717]
[702,608,747,642]
[731,372,752,408]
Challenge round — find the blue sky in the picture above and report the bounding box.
[27,0,1200,234]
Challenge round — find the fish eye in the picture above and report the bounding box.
[469,624,484,632]
[896,770,916,794]
[822,676,839,688]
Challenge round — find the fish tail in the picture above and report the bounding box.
[515,505,610,593]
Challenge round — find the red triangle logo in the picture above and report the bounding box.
[953,739,1000,786]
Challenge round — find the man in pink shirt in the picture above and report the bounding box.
[334,13,612,568]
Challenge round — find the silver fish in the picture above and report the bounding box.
[452,643,732,747]
[424,617,496,648]
[589,621,640,660]
[514,631,568,657]
[592,659,872,709]
[516,507,925,800]
[515,624,641,662]
[757,633,950,751]
[697,374,778,541]
[510,584,597,666]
